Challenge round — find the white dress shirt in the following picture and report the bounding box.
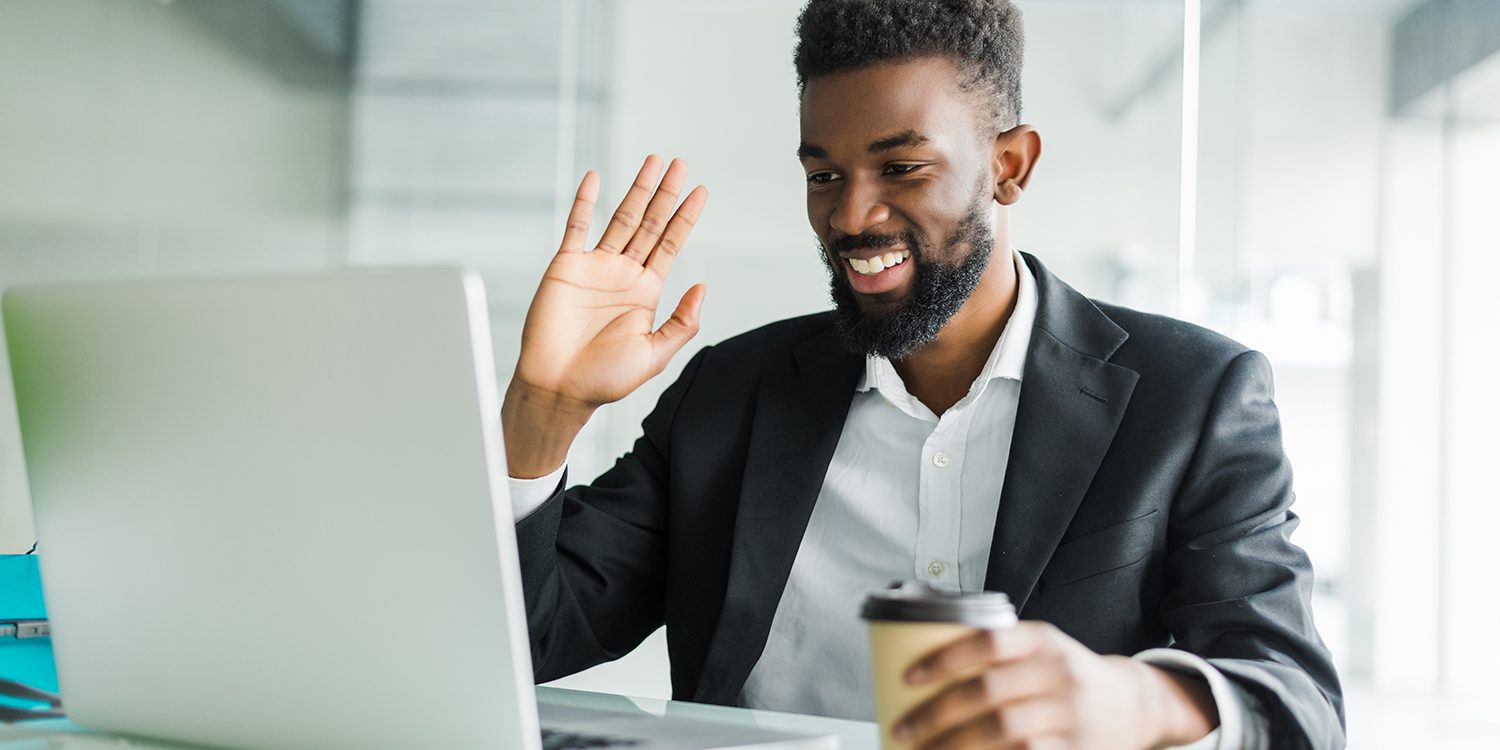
[510,249,1263,749]
[737,249,1037,718]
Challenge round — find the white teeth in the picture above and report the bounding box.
[847,250,911,276]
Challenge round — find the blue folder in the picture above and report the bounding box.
[0,554,57,696]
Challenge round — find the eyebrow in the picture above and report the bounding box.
[797,142,827,160]
[868,130,929,153]
[797,130,931,161]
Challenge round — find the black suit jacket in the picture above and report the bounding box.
[516,253,1345,748]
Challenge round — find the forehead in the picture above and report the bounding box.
[799,56,981,154]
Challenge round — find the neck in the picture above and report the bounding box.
[891,244,1019,416]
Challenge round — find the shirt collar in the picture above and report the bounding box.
[857,247,1037,394]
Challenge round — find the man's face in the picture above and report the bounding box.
[799,56,997,359]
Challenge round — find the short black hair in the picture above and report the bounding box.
[794,0,1025,132]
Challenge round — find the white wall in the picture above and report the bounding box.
[1434,117,1500,696]
[593,0,822,449]
[1013,0,1185,304]
[1232,8,1385,267]
[540,0,813,700]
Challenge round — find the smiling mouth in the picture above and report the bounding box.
[842,249,911,276]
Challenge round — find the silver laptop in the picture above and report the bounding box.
[3,270,833,750]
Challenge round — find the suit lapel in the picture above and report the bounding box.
[983,255,1139,613]
[694,327,863,705]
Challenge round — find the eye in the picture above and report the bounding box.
[807,171,840,185]
[883,163,923,176]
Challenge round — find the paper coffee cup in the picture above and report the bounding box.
[861,582,1017,750]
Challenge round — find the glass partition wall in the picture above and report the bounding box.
[0,0,610,549]
[2,1,1497,745]
[1185,4,1500,746]
[1177,0,1499,744]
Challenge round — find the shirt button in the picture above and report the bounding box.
[932,451,950,468]
[928,560,946,577]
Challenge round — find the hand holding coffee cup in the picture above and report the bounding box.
[861,583,1017,750]
[868,584,1220,750]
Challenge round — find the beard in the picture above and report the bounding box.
[818,193,995,360]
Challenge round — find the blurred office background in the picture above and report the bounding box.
[0,0,1496,746]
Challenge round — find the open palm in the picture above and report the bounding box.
[515,156,709,410]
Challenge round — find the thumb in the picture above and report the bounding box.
[649,283,707,371]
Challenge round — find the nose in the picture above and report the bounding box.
[829,177,890,237]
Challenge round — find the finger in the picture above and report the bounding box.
[558,171,600,253]
[648,284,706,372]
[644,185,708,281]
[596,155,664,255]
[895,659,1067,745]
[915,698,1070,750]
[907,623,1054,685]
[620,157,689,263]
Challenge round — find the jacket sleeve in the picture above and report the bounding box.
[512,346,712,682]
[1160,350,1346,749]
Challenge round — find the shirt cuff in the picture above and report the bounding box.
[507,463,567,522]
[1133,648,1270,750]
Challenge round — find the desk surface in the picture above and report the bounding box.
[0,686,879,749]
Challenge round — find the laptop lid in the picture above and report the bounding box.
[4,270,541,750]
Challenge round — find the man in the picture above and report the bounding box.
[501,1,1344,748]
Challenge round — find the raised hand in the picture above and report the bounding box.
[503,156,708,478]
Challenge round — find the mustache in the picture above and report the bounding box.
[826,230,918,257]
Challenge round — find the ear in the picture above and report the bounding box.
[991,125,1042,206]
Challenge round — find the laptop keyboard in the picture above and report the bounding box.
[540,728,642,749]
